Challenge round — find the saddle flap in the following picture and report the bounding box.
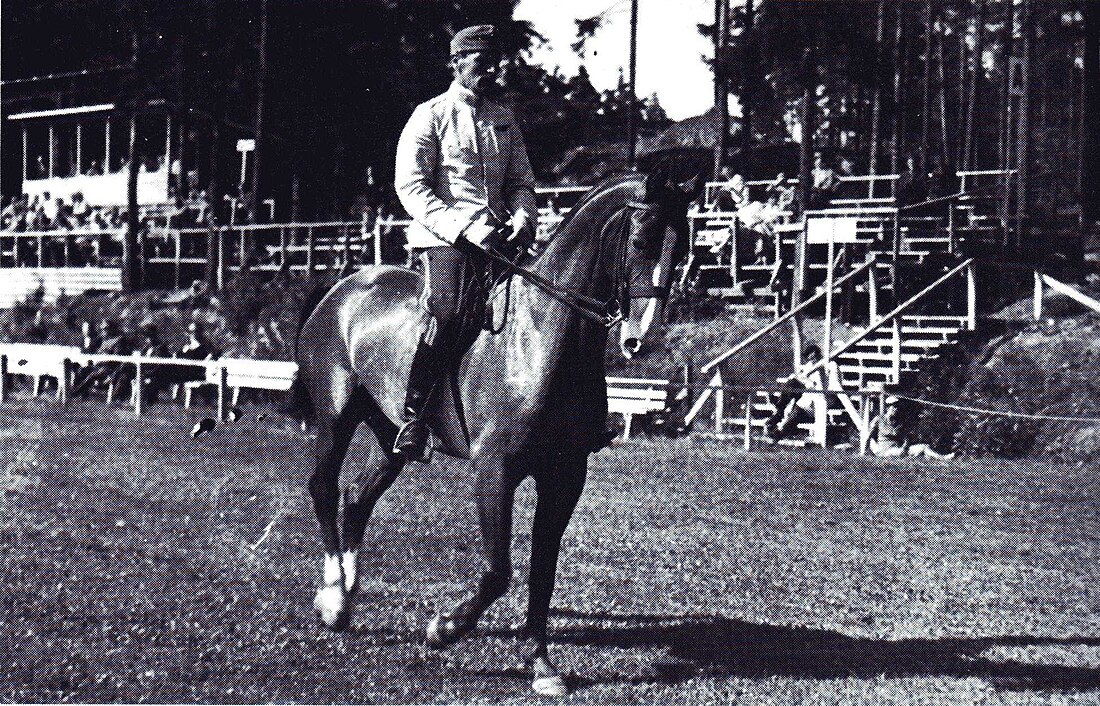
[425,371,471,460]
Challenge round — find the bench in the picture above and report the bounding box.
[0,343,81,401]
[606,376,669,440]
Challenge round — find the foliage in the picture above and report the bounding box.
[902,316,1100,460]
[0,273,315,361]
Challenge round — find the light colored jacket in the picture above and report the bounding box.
[395,82,537,249]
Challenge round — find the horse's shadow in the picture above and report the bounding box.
[546,608,1100,692]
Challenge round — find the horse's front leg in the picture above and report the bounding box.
[523,451,587,696]
[426,456,522,649]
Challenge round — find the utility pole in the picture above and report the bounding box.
[712,0,729,179]
[248,0,268,223]
[920,0,933,172]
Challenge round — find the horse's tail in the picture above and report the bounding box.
[284,279,337,423]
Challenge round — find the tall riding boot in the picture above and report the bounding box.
[393,338,441,462]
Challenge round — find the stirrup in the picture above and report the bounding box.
[394,419,433,463]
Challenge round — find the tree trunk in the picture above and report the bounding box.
[1082,0,1099,223]
[891,3,905,179]
[868,0,886,195]
[962,0,986,172]
[248,0,268,223]
[936,3,951,172]
[204,0,222,289]
[123,112,141,292]
[627,0,639,168]
[797,78,815,216]
[712,0,729,178]
[740,0,754,157]
[920,0,933,172]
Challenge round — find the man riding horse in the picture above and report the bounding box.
[393,24,537,462]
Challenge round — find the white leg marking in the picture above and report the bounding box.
[314,585,346,625]
[315,553,348,627]
[323,553,343,587]
[341,550,358,592]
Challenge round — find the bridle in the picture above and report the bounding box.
[480,197,671,329]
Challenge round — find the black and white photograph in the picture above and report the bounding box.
[2,0,1099,702]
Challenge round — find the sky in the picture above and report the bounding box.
[513,0,715,121]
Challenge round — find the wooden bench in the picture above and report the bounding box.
[606,376,669,440]
[0,343,80,401]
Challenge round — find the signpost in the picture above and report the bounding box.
[236,138,255,190]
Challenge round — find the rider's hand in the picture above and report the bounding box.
[507,208,536,251]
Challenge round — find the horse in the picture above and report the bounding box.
[292,168,700,696]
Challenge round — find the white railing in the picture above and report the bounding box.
[1033,271,1100,319]
[0,345,673,444]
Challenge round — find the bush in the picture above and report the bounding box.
[0,272,321,362]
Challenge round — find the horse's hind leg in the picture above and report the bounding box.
[340,403,405,598]
[309,387,363,631]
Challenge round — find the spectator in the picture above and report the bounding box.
[73,320,133,399]
[52,197,72,230]
[70,192,91,228]
[41,192,57,227]
[897,154,928,206]
[180,321,217,361]
[713,173,749,213]
[766,345,842,442]
[926,154,954,202]
[810,153,840,209]
[33,155,47,178]
[80,320,100,352]
[138,324,171,403]
[166,320,218,402]
[72,320,102,390]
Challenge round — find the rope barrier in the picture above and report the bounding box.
[619,379,1100,424]
[889,393,1100,424]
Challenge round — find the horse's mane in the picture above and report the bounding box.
[546,172,641,239]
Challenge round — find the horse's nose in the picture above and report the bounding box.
[621,337,643,358]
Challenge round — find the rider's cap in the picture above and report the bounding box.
[451,25,498,56]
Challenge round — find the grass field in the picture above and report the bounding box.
[2,398,1099,704]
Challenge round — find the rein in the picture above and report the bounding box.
[482,199,659,329]
[481,245,622,328]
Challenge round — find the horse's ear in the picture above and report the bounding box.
[678,174,704,201]
[644,164,670,201]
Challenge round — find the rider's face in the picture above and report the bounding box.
[452,50,501,95]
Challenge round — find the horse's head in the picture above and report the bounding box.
[615,167,701,358]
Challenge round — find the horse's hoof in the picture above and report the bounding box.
[425,614,450,648]
[425,614,466,649]
[314,585,350,631]
[532,674,569,697]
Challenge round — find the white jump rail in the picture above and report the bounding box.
[0,351,300,421]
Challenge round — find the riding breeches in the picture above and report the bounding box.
[417,245,490,363]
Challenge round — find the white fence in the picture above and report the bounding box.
[0,343,671,441]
